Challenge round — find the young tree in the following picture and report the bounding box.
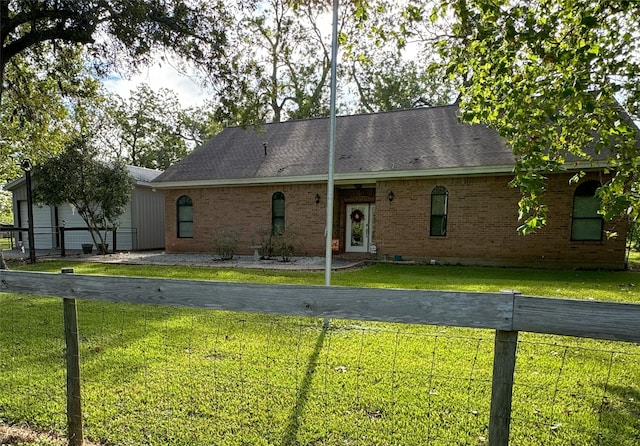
[32,137,135,254]
[430,0,640,234]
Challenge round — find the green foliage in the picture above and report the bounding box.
[215,0,452,125]
[0,48,97,184]
[0,190,12,223]
[352,58,455,113]
[0,0,231,181]
[432,0,640,234]
[99,85,191,170]
[32,137,135,253]
[0,1,230,84]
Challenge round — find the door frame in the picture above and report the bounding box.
[345,203,375,253]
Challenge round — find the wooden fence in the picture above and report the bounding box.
[1,269,640,446]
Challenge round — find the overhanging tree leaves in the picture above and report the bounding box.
[0,0,230,100]
[0,47,99,185]
[432,0,640,234]
[32,137,135,254]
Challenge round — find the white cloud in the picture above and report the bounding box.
[103,62,210,108]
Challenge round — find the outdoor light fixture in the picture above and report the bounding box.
[315,193,320,204]
[20,158,36,263]
[20,158,32,171]
[388,191,395,202]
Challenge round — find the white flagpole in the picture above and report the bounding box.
[324,0,339,288]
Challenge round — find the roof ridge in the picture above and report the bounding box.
[221,103,460,131]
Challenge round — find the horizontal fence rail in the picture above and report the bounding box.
[1,269,640,446]
[1,270,639,343]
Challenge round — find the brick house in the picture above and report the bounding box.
[151,105,628,269]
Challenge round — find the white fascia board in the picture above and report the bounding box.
[3,176,26,191]
[150,161,610,189]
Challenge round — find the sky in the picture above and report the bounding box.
[102,8,336,110]
[103,62,211,108]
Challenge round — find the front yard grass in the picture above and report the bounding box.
[2,261,640,445]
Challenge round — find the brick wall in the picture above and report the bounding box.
[164,184,327,256]
[374,173,627,269]
[162,172,627,269]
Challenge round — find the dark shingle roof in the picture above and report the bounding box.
[153,105,515,185]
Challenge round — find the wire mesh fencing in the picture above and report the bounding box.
[1,294,639,445]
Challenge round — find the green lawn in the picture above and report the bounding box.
[0,238,13,250]
[1,261,639,445]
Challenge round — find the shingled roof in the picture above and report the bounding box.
[151,105,603,188]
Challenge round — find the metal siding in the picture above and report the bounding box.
[58,204,95,248]
[19,203,54,249]
[132,187,165,250]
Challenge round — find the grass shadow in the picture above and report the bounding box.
[594,383,640,443]
[281,325,327,446]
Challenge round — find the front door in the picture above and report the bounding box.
[346,204,375,253]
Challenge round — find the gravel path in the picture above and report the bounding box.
[3,249,363,270]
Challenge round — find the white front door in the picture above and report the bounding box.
[346,204,375,253]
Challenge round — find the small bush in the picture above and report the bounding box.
[272,229,298,262]
[256,226,274,259]
[213,229,239,260]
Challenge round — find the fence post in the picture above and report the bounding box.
[62,268,83,446]
[112,227,117,253]
[60,227,66,257]
[489,329,518,446]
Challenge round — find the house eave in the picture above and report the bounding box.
[151,161,609,189]
[150,165,511,189]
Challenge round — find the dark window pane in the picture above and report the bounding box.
[573,196,600,218]
[430,215,447,236]
[430,187,448,237]
[177,195,193,238]
[571,181,602,241]
[572,219,603,241]
[272,192,285,234]
[178,222,193,238]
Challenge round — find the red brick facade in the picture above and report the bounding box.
[163,172,627,269]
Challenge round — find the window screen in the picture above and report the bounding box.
[177,195,193,238]
[430,186,448,237]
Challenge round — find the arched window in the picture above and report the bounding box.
[571,181,603,241]
[177,195,193,238]
[430,186,448,236]
[272,192,285,235]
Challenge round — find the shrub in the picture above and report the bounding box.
[213,229,239,260]
[272,229,298,262]
[256,226,274,259]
